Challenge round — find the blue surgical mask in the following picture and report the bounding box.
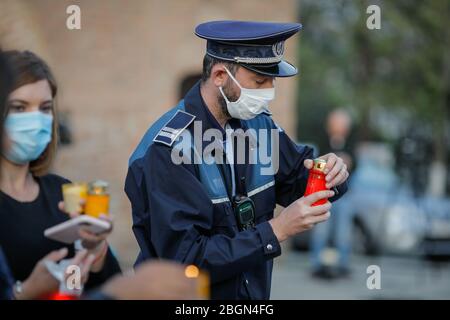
[3,111,53,165]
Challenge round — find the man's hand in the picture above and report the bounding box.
[269,190,334,243]
[100,261,199,300]
[304,153,349,189]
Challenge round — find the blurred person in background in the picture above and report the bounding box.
[310,108,355,279]
[0,50,122,292]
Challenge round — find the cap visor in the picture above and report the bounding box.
[241,60,298,77]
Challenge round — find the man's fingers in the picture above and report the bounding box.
[303,159,313,169]
[320,153,336,174]
[44,247,68,262]
[309,201,332,216]
[325,158,343,182]
[325,155,340,179]
[305,211,331,225]
[317,153,330,171]
[326,166,348,188]
[303,190,334,206]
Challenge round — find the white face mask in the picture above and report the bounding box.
[219,67,275,120]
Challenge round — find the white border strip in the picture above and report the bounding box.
[210,180,275,204]
[247,180,275,197]
[211,196,230,204]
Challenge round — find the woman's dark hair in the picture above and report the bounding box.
[2,50,59,176]
[0,49,12,156]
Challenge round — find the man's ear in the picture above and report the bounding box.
[211,64,227,88]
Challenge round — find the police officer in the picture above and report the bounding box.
[125,20,349,300]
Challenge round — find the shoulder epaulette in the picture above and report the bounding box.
[153,110,195,147]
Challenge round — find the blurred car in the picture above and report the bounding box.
[292,142,450,257]
[420,196,450,259]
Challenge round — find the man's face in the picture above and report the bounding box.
[217,66,275,118]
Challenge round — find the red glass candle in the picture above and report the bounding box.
[304,159,329,206]
[44,292,78,300]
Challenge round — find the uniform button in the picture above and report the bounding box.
[266,244,273,251]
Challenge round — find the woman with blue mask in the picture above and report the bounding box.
[0,50,98,300]
[0,50,203,302]
[0,50,121,296]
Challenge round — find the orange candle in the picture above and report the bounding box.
[84,180,110,218]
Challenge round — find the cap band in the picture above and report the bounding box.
[207,40,285,64]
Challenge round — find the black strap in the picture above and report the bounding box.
[218,162,234,206]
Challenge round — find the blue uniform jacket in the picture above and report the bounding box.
[125,82,347,299]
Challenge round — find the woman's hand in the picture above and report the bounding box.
[16,248,95,300]
[58,201,113,272]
